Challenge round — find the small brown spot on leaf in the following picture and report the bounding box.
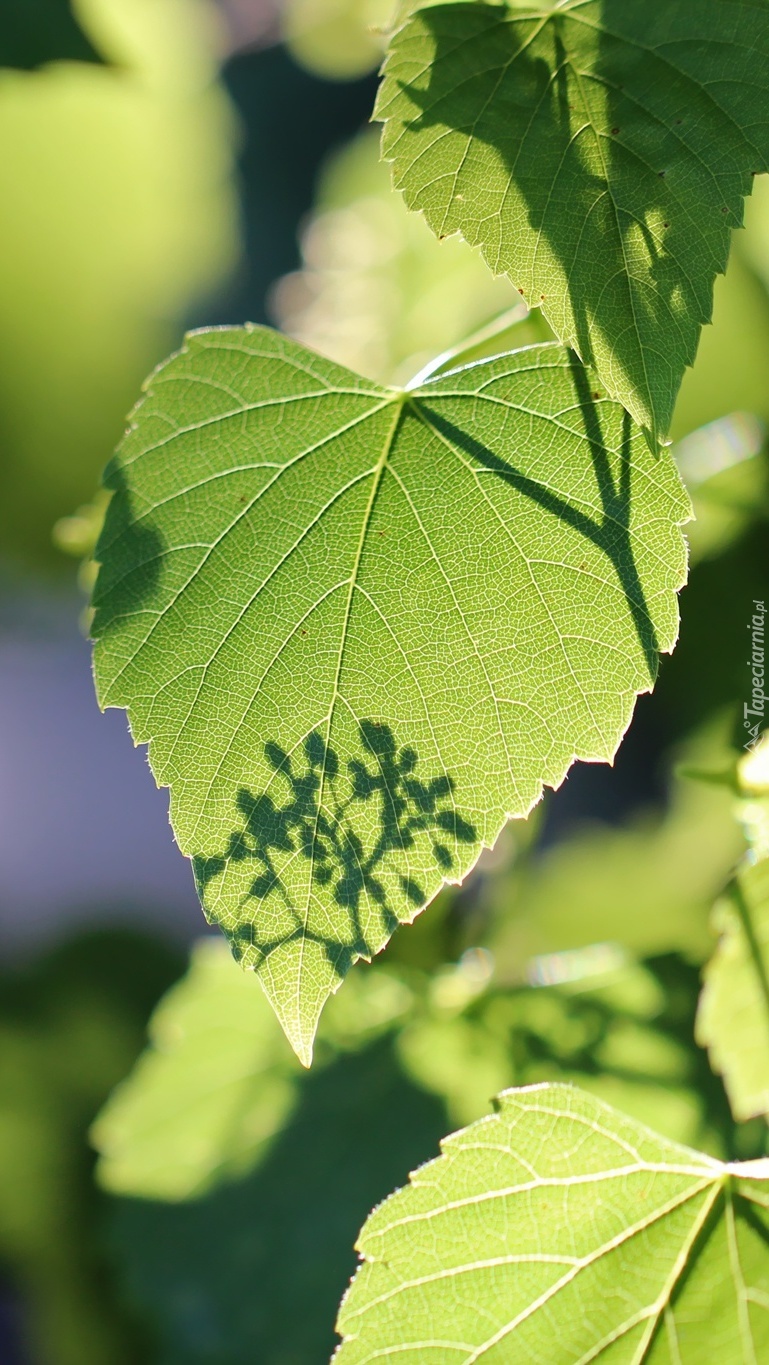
[591,392,601,400]
[611,127,619,135]
[518,288,525,296]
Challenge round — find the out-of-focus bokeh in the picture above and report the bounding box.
[1,1,768,1361]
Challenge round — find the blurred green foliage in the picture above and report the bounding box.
[90,878,758,1361]
[87,722,769,1360]
[271,129,538,387]
[283,0,391,81]
[0,0,238,568]
[0,930,182,1365]
[0,0,106,69]
[484,722,744,969]
[3,2,769,1360]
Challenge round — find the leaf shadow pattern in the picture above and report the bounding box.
[92,454,168,636]
[193,721,478,978]
[418,356,659,675]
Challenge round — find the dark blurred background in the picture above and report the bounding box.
[1,2,768,1362]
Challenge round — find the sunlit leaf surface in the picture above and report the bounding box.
[92,325,688,1060]
[336,1082,769,1362]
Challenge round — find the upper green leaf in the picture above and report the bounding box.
[91,325,688,1062]
[377,0,769,440]
[336,1081,769,1363]
[697,857,769,1122]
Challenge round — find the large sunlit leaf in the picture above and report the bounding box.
[336,1081,769,1363]
[377,0,769,441]
[697,858,769,1123]
[91,325,688,1062]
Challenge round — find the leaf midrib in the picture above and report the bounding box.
[292,393,407,1054]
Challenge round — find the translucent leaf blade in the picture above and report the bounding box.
[335,1083,769,1362]
[91,325,689,1062]
[377,0,769,439]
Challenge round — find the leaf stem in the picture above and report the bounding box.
[405,303,531,389]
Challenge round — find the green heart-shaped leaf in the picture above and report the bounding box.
[92,326,688,1061]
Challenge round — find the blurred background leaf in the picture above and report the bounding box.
[270,127,548,386]
[696,734,769,1122]
[0,0,107,69]
[283,0,390,80]
[0,929,183,1365]
[0,0,239,568]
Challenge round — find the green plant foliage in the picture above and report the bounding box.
[671,244,769,443]
[272,128,529,387]
[92,939,300,1202]
[97,960,449,1365]
[336,1081,769,1363]
[377,0,769,440]
[94,936,414,1205]
[93,940,724,1205]
[104,1039,447,1365]
[95,934,747,1361]
[283,0,392,80]
[0,0,237,567]
[399,952,726,1153]
[0,0,105,68]
[487,723,744,968]
[674,413,768,564]
[91,325,689,1061]
[0,929,182,1365]
[698,859,769,1124]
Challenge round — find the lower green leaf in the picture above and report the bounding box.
[336,1082,769,1363]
